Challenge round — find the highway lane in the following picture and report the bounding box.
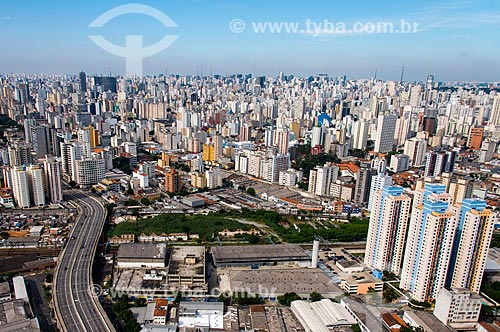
[53,192,116,332]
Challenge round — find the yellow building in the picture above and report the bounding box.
[89,125,100,147]
[190,172,207,188]
[202,144,215,162]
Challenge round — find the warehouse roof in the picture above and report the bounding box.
[212,244,309,263]
[291,299,357,332]
[117,243,166,260]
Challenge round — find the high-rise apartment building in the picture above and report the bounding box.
[365,186,412,275]
[400,184,457,302]
[353,162,374,205]
[374,113,397,153]
[28,165,45,207]
[165,168,181,193]
[449,199,494,293]
[367,173,393,210]
[424,150,457,177]
[404,135,427,167]
[75,157,105,187]
[43,156,63,203]
[11,166,31,208]
[308,163,339,197]
[400,183,494,302]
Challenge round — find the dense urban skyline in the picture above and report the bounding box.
[1,1,500,331]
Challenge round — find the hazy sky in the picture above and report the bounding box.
[1,0,499,81]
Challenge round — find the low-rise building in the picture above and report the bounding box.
[217,228,260,238]
[403,311,453,332]
[178,301,224,331]
[109,234,135,244]
[153,299,168,326]
[291,299,357,332]
[167,246,207,293]
[116,243,166,269]
[433,288,482,329]
[212,244,311,268]
[0,299,40,331]
[0,282,11,302]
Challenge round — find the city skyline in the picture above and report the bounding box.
[1,0,500,81]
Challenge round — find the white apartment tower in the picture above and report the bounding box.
[28,165,45,207]
[11,166,31,208]
[43,156,63,203]
[400,184,494,302]
[75,156,105,187]
[365,185,412,275]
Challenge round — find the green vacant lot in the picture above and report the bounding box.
[111,209,369,243]
[111,213,250,241]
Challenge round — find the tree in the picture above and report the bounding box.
[401,326,424,332]
[310,291,322,302]
[246,187,256,196]
[134,297,147,307]
[246,234,260,244]
[45,273,53,283]
[232,291,263,305]
[382,271,397,281]
[297,181,308,190]
[113,156,132,174]
[351,324,362,332]
[140,197,152,206]
[383,287,399,303]
[349,149,366,159]
[173,292,182,304]
[277,292,302,306]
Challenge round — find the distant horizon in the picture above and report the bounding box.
[1,0,500,82]
[1,71,499,85]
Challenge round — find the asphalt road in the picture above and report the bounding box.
[53,192,116,332]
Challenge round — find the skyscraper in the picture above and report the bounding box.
[44,156,63,203]
[165,168,181,193]
[365,186,412,275]
[400,183,457,302]
[424,150,457,177]
[28,165,45,207]
[353,162,374,205]
[399,184,494,302]
[8,142,32,167]
[352,119,369,150]
[308,163,338,197]
[367,173,393,210]
[404,135,427,167]
[11,166,31,208]
[79,71,87,93]
[489,95,500,127]
[374,113,397,153]
[449,199,495,293]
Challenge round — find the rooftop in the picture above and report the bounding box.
[291,299,357,331]
[226,268,343,297]
[212,244,310,263]
[168,246,205,276]
[117,243,166,260]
